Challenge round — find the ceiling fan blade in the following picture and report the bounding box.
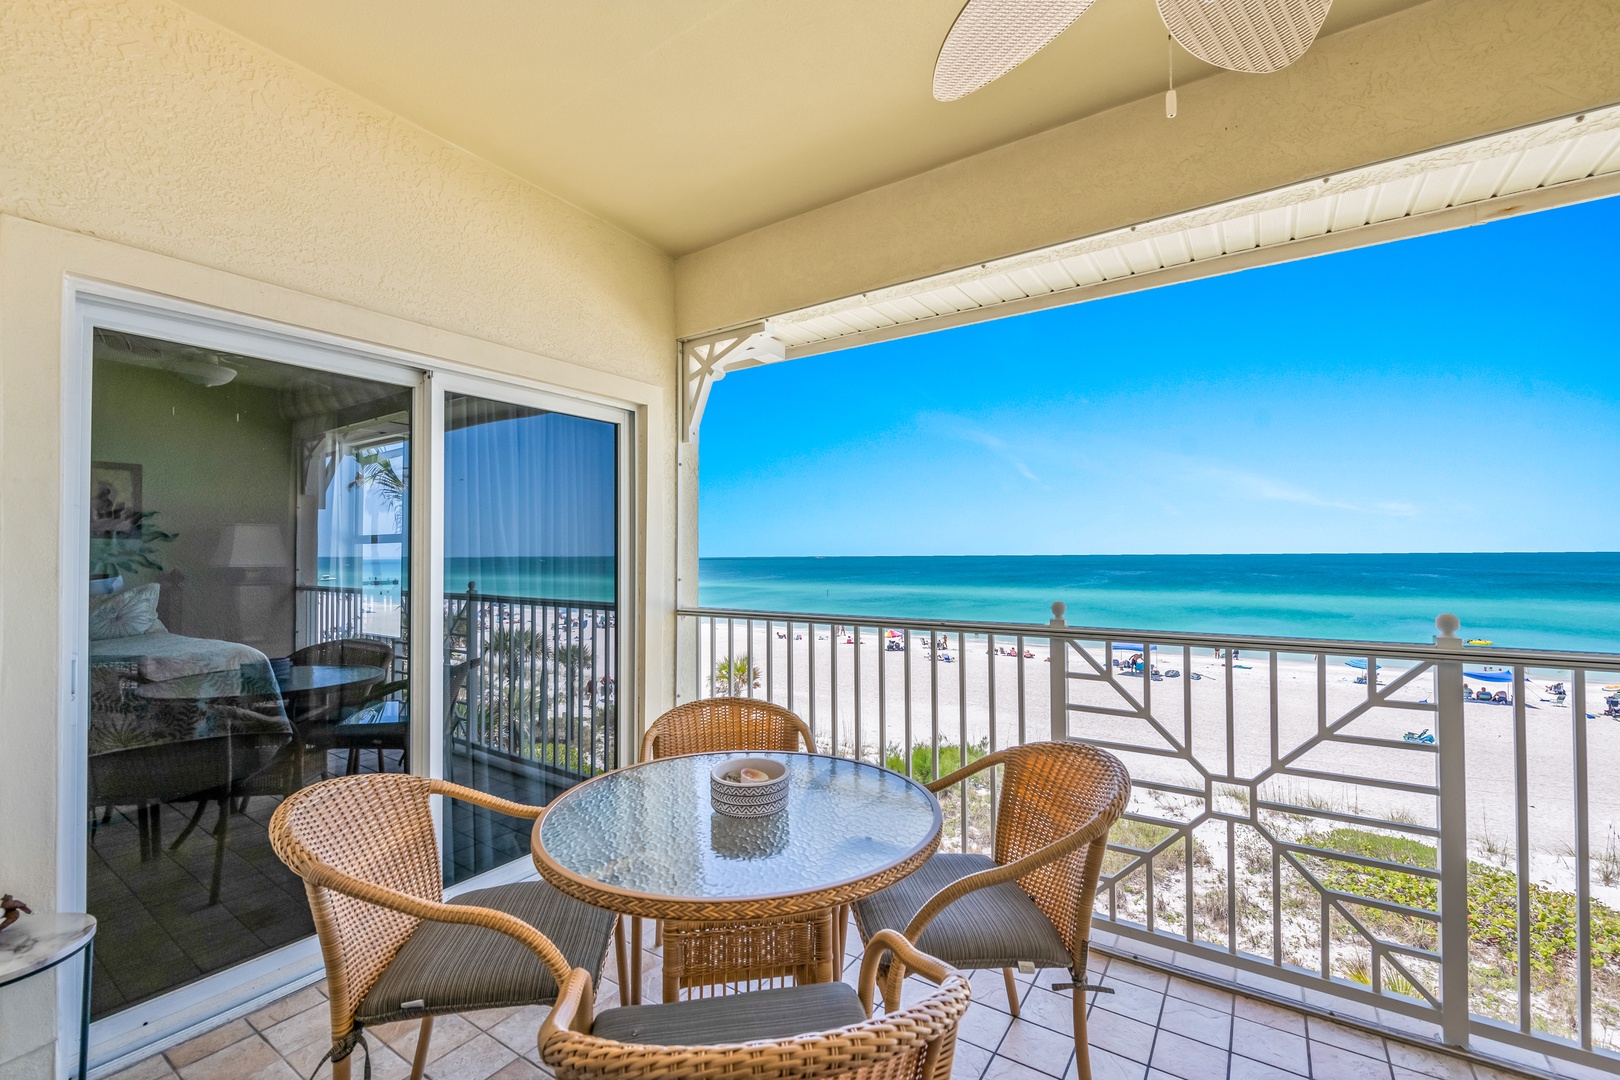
[1156,0,1332,74]
[933,0,1099,103]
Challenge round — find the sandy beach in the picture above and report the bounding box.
[693,620,1620,908]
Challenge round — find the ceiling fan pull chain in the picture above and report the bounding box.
[1165,35,1178,118]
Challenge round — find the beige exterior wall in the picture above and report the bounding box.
[0,1,676,1075]
[674,0,1620,338]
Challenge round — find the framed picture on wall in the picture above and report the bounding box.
[90,461,142,538]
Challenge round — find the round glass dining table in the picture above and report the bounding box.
[530,752,941,1002]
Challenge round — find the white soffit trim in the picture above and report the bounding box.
[763,104,1620,360]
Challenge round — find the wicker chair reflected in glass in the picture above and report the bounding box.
[539,929,970,1080]
[637,696,829,1001]
[269,774,624,1080]
[852,741,1130,1080]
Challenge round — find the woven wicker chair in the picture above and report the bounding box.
[639,697,821,1003]
[852,741,1129,1080]
[270,774,623,1080]
[539,929,970,1080]
[640,696,814,761]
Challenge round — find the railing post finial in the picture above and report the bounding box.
[1049,601,1067,628]
[1434,612,1461,651]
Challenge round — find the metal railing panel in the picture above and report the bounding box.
[676,603,1620,1072]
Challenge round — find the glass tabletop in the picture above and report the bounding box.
[536,753,940,907]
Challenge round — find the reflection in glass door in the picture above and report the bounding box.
[86,330,412,1016]
[442,392,618,884]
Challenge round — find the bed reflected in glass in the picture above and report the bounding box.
[86,330,411,1017]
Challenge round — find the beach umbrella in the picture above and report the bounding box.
[1112,643,1158,651]
[1344,659,1381,671]
[1464,669,1515,683]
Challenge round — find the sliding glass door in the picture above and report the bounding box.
[77,305,630,1049]
[86,330,412,1016]
[441,391,620,883]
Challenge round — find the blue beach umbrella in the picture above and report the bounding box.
[1464,669,1515,682]
[1344,659,1381,671]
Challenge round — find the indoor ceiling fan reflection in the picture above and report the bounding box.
[932,0,1333,102]
[94,331,238,387]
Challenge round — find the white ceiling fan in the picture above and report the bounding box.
[932,0,1334,103]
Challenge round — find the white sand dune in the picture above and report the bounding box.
[695,620,1620,905]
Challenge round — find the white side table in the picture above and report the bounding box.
[0,913,97,1080]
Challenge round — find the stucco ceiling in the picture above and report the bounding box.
[175,0,1432,255]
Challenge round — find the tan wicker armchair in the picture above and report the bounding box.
[270,774,623,1080]
[852,741,1129,1080]
[640,696,814,761]
[639,697,822,1003]
[539,929,970,1080]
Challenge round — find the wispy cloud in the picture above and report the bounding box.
[1197,464,1417,517]
[924,416,1044,484]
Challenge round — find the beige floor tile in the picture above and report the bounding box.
[1149,1031,1229,1080]
[1233,997,1308,1037]
[1231,1017,1309,1074]
[248,986,326,1032]
[997,1020,1075,1077]
[486,1004,549,1059]
[175,1035,283,1080]
[952,1039,995,1080]
[1019,986,1079,1036]
[1159,996,1232,1050]
[967,968,1023,1014]
[1309,1042,1394,1080]
[1067,1047,1148,1080]
[1230,1055,1308,1080]
[981,1054,1058,1080]
[1309,1018,1389,1060]
[377,1014,480,1063]
[1092,978,1164,1024]
[485,1059,549,1080]
[463,1006,525,1031]
[1104,963,1170,994]
[104,1055,178,1080]
[1386,1041,1475,1080]
[1165,978,1234,1013]
[425,1033,520,1080]
[959,1000,1015,1051]
[261,1002,332,1057]
[1084,1007,1157,1064]
[164,1019,255,1069]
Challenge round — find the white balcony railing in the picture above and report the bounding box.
[677,603,1620,1075]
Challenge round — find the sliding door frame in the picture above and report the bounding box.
[60,280,638,1076]
[430,368,636,803]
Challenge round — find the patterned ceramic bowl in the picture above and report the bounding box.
[709,757,789,817]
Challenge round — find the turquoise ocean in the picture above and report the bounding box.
[696,552,1620,654]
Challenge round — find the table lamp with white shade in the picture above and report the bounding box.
[213,524,290,651]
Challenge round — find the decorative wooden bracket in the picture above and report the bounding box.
[681,323,785,443]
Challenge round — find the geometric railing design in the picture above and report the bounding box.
[678,603,1620,1074]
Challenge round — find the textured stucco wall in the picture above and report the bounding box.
[0,2,676,1075]
[674,0,1620,337]
[0,0,674,383]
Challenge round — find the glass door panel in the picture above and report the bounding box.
[442,392,618,884]
[86,329,411,1017]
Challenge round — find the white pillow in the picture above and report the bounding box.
[89,582,166,640]
[89,575,125,596]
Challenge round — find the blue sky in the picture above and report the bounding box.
[699,195,1620,558]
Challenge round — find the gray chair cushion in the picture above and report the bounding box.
[591,982,867,1046]
[357,881,616,1025]
[853,852,1071,971]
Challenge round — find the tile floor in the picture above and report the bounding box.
[102,916,1567,1080]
